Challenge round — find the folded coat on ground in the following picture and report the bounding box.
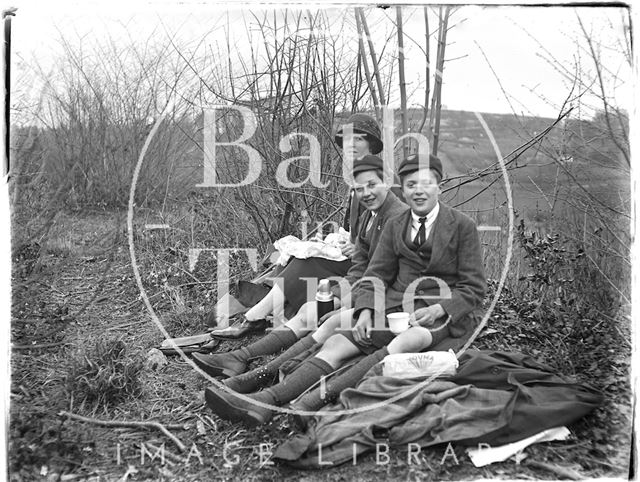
[274,350,603,468]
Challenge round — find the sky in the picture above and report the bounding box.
[7,1,634,119]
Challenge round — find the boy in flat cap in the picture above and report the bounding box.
[193,114,406,377]
[204,153,486,425]
[195,151,407,387]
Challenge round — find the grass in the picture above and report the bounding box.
[8,154,631,480]
[9,205,632,480]
[64,336,144,411]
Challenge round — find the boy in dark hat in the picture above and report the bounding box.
[203,153,486,425]
[193,147,407,382]
[209,113,385,328]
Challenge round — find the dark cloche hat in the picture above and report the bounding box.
[335,113,383,155]
[397,153,443,180]
[352,154,384,176]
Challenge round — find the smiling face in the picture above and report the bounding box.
[353,170,388,211]
[402,168,441,216]
[341,133,372,160]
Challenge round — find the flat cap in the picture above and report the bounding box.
[397,153,443,180]
[353,154,384,175]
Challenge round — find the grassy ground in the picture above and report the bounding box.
[9,209,632,481]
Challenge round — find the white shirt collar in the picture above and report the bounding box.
[411,202,440,225]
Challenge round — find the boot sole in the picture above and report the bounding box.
[204,388,270,427]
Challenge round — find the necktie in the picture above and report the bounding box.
[414,217,427,246]
[365,212,377,232]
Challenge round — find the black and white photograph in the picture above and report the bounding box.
[4,1,634,480]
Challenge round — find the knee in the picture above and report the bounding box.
[285,317,306,335]
[388,326,432,354]
[315,312,341,338]
[312,324,330,344]
[294,300,315,316]
[320,333,348,352]
[291,301,317,324]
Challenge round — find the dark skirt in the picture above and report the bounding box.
[265,257,352,317]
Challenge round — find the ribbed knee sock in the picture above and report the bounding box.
[326,347,388,399]
[266,357,334,405]
[242,327,299,358]
[296,347,389,410]
[261,333,317,371]
[224,335,318,392]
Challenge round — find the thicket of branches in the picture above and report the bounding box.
[10,7,630,300]
[515,11,631,308]
[8,9,631,478]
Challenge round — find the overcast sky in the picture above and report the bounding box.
[9,1,632,119]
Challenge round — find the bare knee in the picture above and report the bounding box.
[316,334,360,367]
[285,317,306,337]
[286,301,318,336]
[312,316,338,343]
[313,308,353,343]
[388,327,433,354]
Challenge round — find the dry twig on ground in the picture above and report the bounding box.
[58,411,187,452]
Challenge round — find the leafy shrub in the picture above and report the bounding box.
[516,219,586,314]
[495,219,629,379]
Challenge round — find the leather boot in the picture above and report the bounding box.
[192,348,249,378]
[223,334,318,393]
[204,386,275,426]
[223,365,278,393]
[288,387,331,431]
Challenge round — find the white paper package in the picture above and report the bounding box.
[381,349,459,379]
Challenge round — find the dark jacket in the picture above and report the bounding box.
[353,204,486,337]
[345,190,408,285]
[345,184,404,244]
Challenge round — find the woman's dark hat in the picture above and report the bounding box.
[397,153,443,180]
[335,113,383,154]
[352,154,384,176]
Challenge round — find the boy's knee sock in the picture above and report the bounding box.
[325,347,388,399]
[243,327,299,358]
[296,347,389,411]
[261,333,317,371]
[266,357,334,405]
[224,335,319,393]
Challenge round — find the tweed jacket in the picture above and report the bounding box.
[345,183,404,244]
[353,203,486,334]
[344,190,408,286]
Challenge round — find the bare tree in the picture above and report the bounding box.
[396,7,409,158]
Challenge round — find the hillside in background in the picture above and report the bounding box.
[397,108,629,231]
[406,108,625,179]
[11,106,628,233]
